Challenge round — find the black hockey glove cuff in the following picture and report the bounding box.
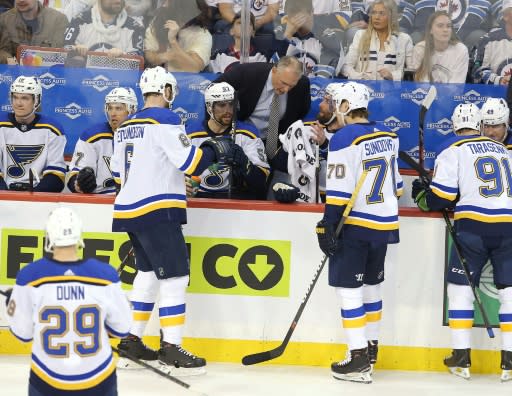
[273,182,300,203]
[200,137,233,164]
[316,219,338,256]
[76,167,97,193]
[226,143,251,176]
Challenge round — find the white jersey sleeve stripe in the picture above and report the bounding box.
[179,145,203,174]
[113,193,187,219]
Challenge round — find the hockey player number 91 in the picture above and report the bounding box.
[475,157,512,197]
[40,305,100,357]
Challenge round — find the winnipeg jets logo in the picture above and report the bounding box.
[6,144,45,178]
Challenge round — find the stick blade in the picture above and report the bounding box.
[422,85,437,111]
[242,346,284,365]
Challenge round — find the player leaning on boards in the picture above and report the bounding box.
[186,82,270,199]
[5,207,131,396]
[0,76,67,192]
[111,66,228,375]
[67,87,138,194]
[412,103,512,381]
[316,82,403,384]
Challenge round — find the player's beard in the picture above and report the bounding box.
[316,111,334,126]
[100,0,125,16]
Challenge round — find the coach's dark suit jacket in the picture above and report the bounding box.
[214,62,311,136]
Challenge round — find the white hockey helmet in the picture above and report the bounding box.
[324,82,344,98]
[10,75,42,109]
[139,66,178,105]
[104,87,138,119]
[480,97,509,127]
[451,103,481,133]
[44,207,84,252]
[331,81,370,115]
[204,82,235,119]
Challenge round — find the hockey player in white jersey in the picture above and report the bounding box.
[480,97,512,150]
[112,66,228,375]
[412,103,512,381]
[0,76,66,192]
[6,207,131,395]
[186,82,270,199]
[316,81,403,384]
[67,87,138,194]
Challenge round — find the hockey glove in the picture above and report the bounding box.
[76,167,97,193]
[9,182,31,191]
[316,219,338,256]
[412,179,431,212]
[411,179,428,200]
[273,182,300,203]
[200,137,233,164]
[226,143,251,176]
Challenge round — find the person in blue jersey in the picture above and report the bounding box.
[112,66,227,375]
[6,207,131,396]
[412,103,512,381]
[186,82,270,200]
[67,87,138,194]
[481,97,512,150]
[0,76,66,192]
[315,81,403,384]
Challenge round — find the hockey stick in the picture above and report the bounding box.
[399,151,495,338]
[117,246,134,276]
[242,170,369,365]
[418,85,437,170]
[227,91,238,200]
[315,143,320,203]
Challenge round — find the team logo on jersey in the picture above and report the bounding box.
[174,107,199,122]
[6,144,45,178]
[204,165,229,188]
[427,118,453,135]
[82,75,120,92]
[102,156,115,188]
[453,89,487,105]
[252,0,265,12]
[400,88,429,106]
[55,102,93,120]
[436,0,468,28]
[496,60,512,80]
[38,72,66,90]
[189,80,212,92]
[383,116,411,132]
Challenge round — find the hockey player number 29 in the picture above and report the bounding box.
[40,305,100,357]
[475,157,512,197]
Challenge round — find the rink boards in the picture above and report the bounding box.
[0,192,503,373]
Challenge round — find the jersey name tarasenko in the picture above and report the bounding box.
[68,122,116,194]
[0,113,66,187]
[325,122,403,242]
[430,135,512,235]
[111,107,205,231]
[7,257,131,394]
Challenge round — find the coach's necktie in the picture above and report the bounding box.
[265,93,280,160]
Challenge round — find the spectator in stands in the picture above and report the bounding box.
[342,0,413,80]
[63,0,144,58]
[274,0,345,78]
[0,0,68,64]
[125,0,152,24]
[217,0,279,34]
[472,0,512,85]
[43,0,94,21]
[411,11,469,83]
[0,0,13,14]
[144,0,212,72]
[0,76,66,192]
[210,12,267,73]
[67,87,138,194]
[412,0,490,49]
[347,0,415,47]
[186,82,270,199]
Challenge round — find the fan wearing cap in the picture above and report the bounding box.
[67,87,138,194]
[5,207,131,395]
[0,75,66,192]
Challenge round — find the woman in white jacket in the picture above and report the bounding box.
[342,0,413,81]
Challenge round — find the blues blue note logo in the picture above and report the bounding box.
[6,144,44,178]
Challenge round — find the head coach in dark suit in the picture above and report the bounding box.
[213,56,311,171]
